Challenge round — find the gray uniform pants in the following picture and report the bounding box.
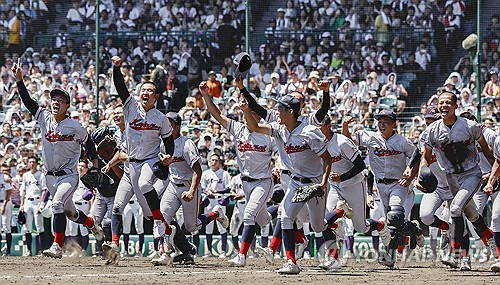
[446,167,482,222]
[160,180,202,233]
[45,173,79,221]
[328,180,369,233]
[90,193,114,225]
[112,172,152,217]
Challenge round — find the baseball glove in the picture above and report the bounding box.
[292,184,324,203]
[97,136,117,162]
[81,167,100,189]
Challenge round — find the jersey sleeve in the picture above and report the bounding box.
[340,136,361,162]
[403,137,416,158]
[470,120,482,141]
[160,114,173,138]
[355,130,371,147]
[223,171,231,189]
[34,107,49,125]
[494,136,500,160]
[418,129,430,154]
[3,177,13,191]
[306,126,328,156]
[200,171,209,191]
[227,118,246,138]
[268,122,282,139]
[265,109,278,123]
[184,140,201,168]
[19,174,26,195]
[76,123,89,144]
[423,124,436,150]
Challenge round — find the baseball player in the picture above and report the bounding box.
[418,91,496,268]
[153,111,228,265]
[0,163,13,256]
[414,106,454,262]
[243,94,332,274]
[19,156,45,256]
[66,161,94,256]
[109,56,176,263]
[201,81,276,266]
[200,153,231,258]
[460,112,498,262]
[317,116,391,271]
[121,194,144,257]
[229,173,245,255]
[344,109,424,267]
[12,59,103,259]
[240,79,331,265]
[483,135,500,272]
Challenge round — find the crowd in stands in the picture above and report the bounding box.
[0,0,498,223]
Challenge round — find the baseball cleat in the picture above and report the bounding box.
[441,254,459,268]
[337,200,354,219]
[23,250,32,257]
[277,259,301,275]
[173,253,195,264]
[147,250,161,259]
[151,253,173,266]
[320,257,342,271]
[411,221,425,247]
[228,253,247,267]
[295,236,309,260]
[219,251,227,259]
[152,220,166,239]
[203,251,214,258]
[378,218,391,247]
[303,252,312,260]
[42,242,63,259]
[490,260,500,272]
[378,252,396,268]
[256,245,274,264]
[213,205,229,228]
[134,251,143,257]
[121,251,131,258]
[460,257,471,271]
[478,248,490,263]
[440,230,450,250]
[103,242,120,265]
[88,223,104,241]
[247,250,257,259]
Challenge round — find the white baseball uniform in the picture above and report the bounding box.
[67,181,91,236]
[473,126,497,218]
[229,174,245,237]
[122,195,144,235]
[201,167,231,234]
[20,170,44,233]
[490,136,500,233]
[0,174,13,234]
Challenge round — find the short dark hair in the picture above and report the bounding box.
[141,81,159,94]
[438,91,458,104]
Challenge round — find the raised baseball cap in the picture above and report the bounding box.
[166,112,182,125]
[425,105,440,120]
[374,109,397,121]
[50,89,70,103]
[233,52,252,79]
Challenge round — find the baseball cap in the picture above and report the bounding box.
[233,52,252,78]
[208,70,216,76]
[166,112,181,125]
[180,126,189,133]
[50,89,70,103]
[274,95,300,113]
[374,109,397,121]
[271,72,280,79]
[322,32,331,38]
[425,105,440,120]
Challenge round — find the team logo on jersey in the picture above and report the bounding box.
[129,119,161,131]
[172,156,185,163]
[237,142,267,153]
[284,143,309,154]
[331,155,343,163]
[373,147,402,157]
[45,130,75,142]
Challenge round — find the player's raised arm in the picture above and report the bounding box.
[240,99,271,135]
[235,76,267,119]
[199,81,229,129]
[314,80,331,123]
[12,58,39,116]
[111,56,130,103]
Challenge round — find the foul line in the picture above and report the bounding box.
[0,269,276,280]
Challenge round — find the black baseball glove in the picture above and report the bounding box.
[81,167,100,189]
[292,184,324,203]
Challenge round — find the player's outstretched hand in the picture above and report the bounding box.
[111,56,122,67]
[101,164,110,174]
[483,184,494,195]
[329,172,341,182]
[199,81,209,96]
[342,115,355,126]
[159,153,173,166]
[234,76,244,89]
[11,58,22,82]
[239,98,249,112]
[318,80,330,92]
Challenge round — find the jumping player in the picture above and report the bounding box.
[12,58,104,259]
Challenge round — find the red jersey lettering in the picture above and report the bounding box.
[129,119,161,131]
[45,131,76,142]
[237,142,267,153]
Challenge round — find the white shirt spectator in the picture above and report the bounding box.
[66,8,83,23]
[445,0,466,16]
[415,49,431,71]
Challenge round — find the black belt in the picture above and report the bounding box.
[241,176,259,182]
[377,178,399,184]
[128,157,149,163]
[292,176,312,183]
[129,201,135,204]
[281,170,291,176]
[175,183,186,187]
[75,201,88,205]
[237,201,246,204]
[28,197,40,201]
[46,170,72,177]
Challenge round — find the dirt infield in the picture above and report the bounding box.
[0,256,498,284]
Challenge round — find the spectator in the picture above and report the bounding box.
[482,70,499,97]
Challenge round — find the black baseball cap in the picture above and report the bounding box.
[274,95,301,114]
[424,105,440,120]
[374,109,397,121]
[166,112,181,125]
[50,89,70,104]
